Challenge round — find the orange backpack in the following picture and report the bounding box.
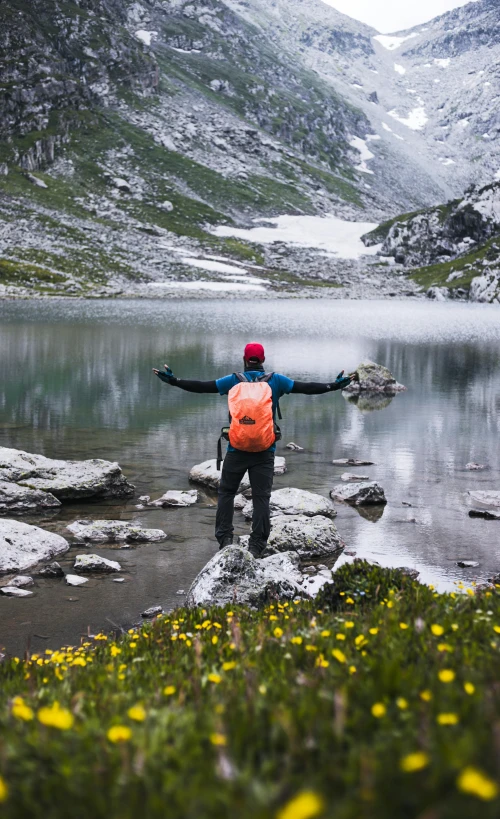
[217,373,282,467]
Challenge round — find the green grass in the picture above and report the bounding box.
[1,562,499,818]
[409,234,500,291]
[361,209,425,245]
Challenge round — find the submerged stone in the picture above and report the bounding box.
[0,480,61,514]
[67,520,166,543]
[343,361,405,394]
[242,487,336,520]
[148,490,198,507]
[330,482,387,506]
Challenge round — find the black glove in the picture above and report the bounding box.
[156,366,176,385]
[333,370,352,391]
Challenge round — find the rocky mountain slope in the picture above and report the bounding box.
[0,0,499,298]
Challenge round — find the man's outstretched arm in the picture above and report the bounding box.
[153,365,218,394]
[291,371,354,395]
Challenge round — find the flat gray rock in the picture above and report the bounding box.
[468,491,500,508]
[330,481,387,506]
[332,458,374,466]
[189,459,250,491]
[186,546,308,608]
[343,361,406,394]
[67,520,166,543]
[241,514,344,559]
[465,463,486,471]
[0,447,134,500]
[0,480,61,514]
[469,509,500,520]
[1,586,33,597]
[74,554,121,573]
[65,574,88,586]
[242,487,336,520]
[340,472,369,482]
[286,442,303,451]
[38,561,64,577]
[457,560,479,568]
[0,519,69,574]
[148,489,198,507]
[142,605,163,617]
[6,575,34,588]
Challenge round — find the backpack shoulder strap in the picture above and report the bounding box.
[233,372,249,383]
[256,372,274,383]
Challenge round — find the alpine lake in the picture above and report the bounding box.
[1,297,500,656]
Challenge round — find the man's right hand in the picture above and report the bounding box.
[153,364,175,382]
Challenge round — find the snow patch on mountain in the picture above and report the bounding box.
[134,30,157,45]
[374,33,419,51]
[388,107,428,131]
[394,64,406,75]
[349,136,375,174]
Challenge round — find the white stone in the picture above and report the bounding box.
[0,519,69,573]
[67,519,166,542]
[286,442,303,451]
[234,493,247,509]
[159,200,174,212]
[189,459,250,491]
[148,489,198,507]
[242,487,336,520]
[340,473,369,482]
[0,480,61,514]
[74,554,121,573]
[330,482,387,506]
[6,575,34,588]
[65,574,88,586]
[469,273,500,304]
[468,491,500,508]
[1,586,33,597]
[274,456,287,475]
[244,514,344,559]
[0,447,134,500]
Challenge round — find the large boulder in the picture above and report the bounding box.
[242,514,344,559]
[0,480,61,514]
[189,457,285,491]
[148,490,198,507]
[0,519,69,574]
[330,482,387,506]
[467,490,500,508]
[469,272,500,304]
[242,487,336,520]
[0,447,134,500]
[74,554,121,573]
[343,361,405,394]
[186,545,328,608]
[67,519,167,543]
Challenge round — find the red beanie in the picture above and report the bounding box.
[244,342,265,362]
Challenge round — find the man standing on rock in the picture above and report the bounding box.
[153,343,352,557]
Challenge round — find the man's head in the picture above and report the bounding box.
[244,342,265,368]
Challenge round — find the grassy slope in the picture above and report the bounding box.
[409,234,500,291]
[1,562,500,818]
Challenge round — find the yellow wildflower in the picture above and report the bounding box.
[129,642,137,649]
[208,673,222,684]
[431,625,444,636]
[222,661,236,671]
[457,767,499,801]
[438,669,455,683]
[291,636,303,645]
[369,628,379,635]
[37,703,74,730]
[127,705,146,722]
[466,588,474,597]
[399,623,409,630]
[437,643,453,653]
[320,630,331,638]
[464,682,475,695]
[396,698,409,710]
[346,598,354,605]
[71,657,86,667]
[12,697,34,722]
[420,690,432,702]
[163,685,176,696]
[494,626,500,634]
[331,649,346,664]
[336,633,346,641]
[437,713,459,725]
[259,685,267,695]
[210,733,227,746]
[349,665,357,674]
[371,703,386,718]
[274,627,284,638]
[269,615,278,621]
[276,790,324,819]
[345,621,354,629]
[451,623,459,630]
[400,752,429,773]
[107,725,131,743]
[386,601,394,609]
[305,645,317,652]
[0,775,8,803]
[211,636,218,645]
[315,654,329,668]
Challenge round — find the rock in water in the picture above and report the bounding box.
[234,493,247,510]
[0,586,33,597]
[340,473,369,482]
[426,286,450,301]
[186,545,306,608]
[0,480,61,514]
[469,273,500,304]
[189,460,250,491]
[65,574,88,586]
[330,482,387,506]
[243,514,344,559]
[286,442,304,451]
[73,554,121,573]
[67,520,166,543]
[148,490,198,507]
[0,520,69,573]
[332,458,374,466]
[0,447,134,500]
[467,491,500,508]
[465,463,486,471]
[457,560,480,568]
[38,562,65,577]
[6,575,34,587]
[242,487,336,520]
[274,456,287,475]
[142,605,163,617]
[469,509,500,520]
[343,361,406,394]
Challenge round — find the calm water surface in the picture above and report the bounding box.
[1,298,500,655]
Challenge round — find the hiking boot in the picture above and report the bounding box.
[247,536,267,559]
[219,536,233,551]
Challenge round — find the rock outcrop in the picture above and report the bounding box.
[242,487,336,520]
[469,272,500,304]
[67,520,166,543]
[0,480,61,514]
[0,447,134,501]
[73,554,121,573]
[186,545,307,608]
[343,362,406,394]
[241,514,344,559]
[0,519,69,573]
[331,482,387,506]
